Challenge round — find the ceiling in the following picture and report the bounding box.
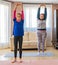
[7,0,58,4]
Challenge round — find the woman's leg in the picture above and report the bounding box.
[42,31,46,52]
[37,31,42,52]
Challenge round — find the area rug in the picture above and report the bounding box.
[4,52,54,58]
[0,60,58,65]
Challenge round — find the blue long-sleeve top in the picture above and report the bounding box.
[13,10,24,36]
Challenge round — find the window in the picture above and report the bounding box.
[24,4,38,32]
[24,4,52,32]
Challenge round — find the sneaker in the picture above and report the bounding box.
[37,52,40,55]
[41,52,46,56]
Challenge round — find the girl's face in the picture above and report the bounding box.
[40,14,44,20]
[16,13,21,22]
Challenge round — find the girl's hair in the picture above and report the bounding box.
[17,13,21,16]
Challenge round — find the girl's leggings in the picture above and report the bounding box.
[14,36,23,59]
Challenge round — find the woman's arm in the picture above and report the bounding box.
[40,4,47,20]
[44,8,47,20]
[37,8,40,19]
[41,4,47,20]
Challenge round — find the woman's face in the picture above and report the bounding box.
[40,14,44,20]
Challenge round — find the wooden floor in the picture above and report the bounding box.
[0,47,58,61]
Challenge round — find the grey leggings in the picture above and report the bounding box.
[37,30,47,52]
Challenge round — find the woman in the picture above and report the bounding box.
[37,4,47,54]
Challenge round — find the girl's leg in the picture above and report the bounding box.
[12,36,18,63]
[19,36,23,62]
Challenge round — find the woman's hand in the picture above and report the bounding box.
[40,3,46,8]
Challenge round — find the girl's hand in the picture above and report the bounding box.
[19,3,23,11]
[14,3,18,10]
[14,2,23,12]
[18,3,23,11]
[15,3,22,10]
[16,2,22,6]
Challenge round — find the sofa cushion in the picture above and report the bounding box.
[29,32,37,41]
[23,32,29,41]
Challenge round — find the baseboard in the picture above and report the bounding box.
[11,48,46,51]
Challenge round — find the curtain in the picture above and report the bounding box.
[0,1,11,49]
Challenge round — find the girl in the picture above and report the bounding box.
[12,3,24,63]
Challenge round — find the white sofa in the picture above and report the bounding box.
[10,32,46,51]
